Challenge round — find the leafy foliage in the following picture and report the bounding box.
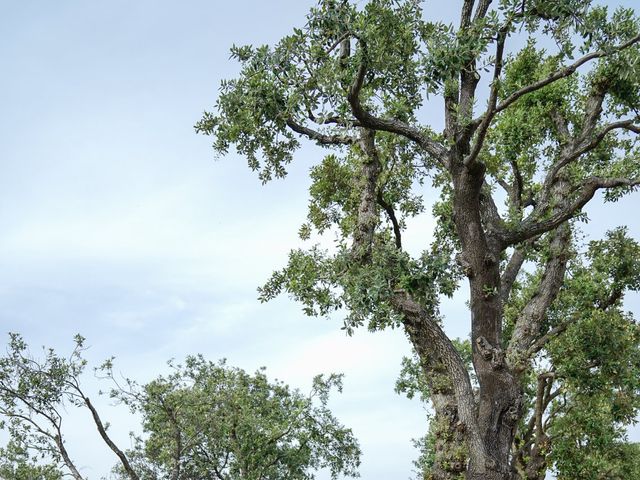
[0,336,360,480]
[198,0,640,477]
[106,357,361,480]
[0,438,63,480]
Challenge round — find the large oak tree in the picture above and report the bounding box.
[197,1,640,478]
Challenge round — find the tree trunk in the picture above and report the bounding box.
[450,164,523,479]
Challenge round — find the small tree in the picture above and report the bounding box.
[105,357,361,480]
[197,1,640,478]
[0,335,360,480]
[0,334,135,480]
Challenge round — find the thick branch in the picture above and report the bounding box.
[479,183,506,239]
[581,84,608,138]
[352,129,381,262]
[392,292,484,460]
[550,108,571,143]
[473,0,493,21]
[505,177,640,246]
[507,221,571,371]
[460,0,476,29]
[500,248,525,304]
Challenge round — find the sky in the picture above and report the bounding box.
[0,1,638,479]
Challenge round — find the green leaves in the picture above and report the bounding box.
[201,1,640,477]
[111,356,360,480]
[1,336,360,480]
[527,228,640,478]
[0,334,90,477]
[0,438,63,480]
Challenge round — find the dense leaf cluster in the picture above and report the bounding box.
[0,336,360,480]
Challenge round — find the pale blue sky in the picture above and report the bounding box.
[0,1,638,479]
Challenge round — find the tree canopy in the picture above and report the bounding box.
[108,357,360,480]
[197,1,640,478]
[0,334,359,480]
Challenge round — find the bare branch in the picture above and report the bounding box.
[581,84,607,137]
[473,0,493,22]
[500,248,525,304]
[496,178,511,195]
[286,119,356,146]
[54,431,84,480]
[82,395,140,480]
[460,0,476,29]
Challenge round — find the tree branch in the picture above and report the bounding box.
[54,429,84,480]
[479,183,506,239]
[392,292,483,457]
[465,25,507,168]
[526,286,624,358]
[491,33,640,118]
[377,191,402,249]
[346,40,448,162]
[82,396,140,480]
[460,0,476,29]
[466,33,640,166]
[352,129,381,262]
[473,0,493,21]
[507,221,571,371]
[505,176,640,246]
[500,248,525,304]
[548,119,639,181]
[286,118,357,146]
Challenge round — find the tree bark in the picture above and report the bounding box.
[451,163,522,479]
[404,322,469,479]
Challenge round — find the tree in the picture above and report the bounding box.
[0,334,360,480]
[0,334,134,480]
[196,1,640,478]
[106,357,361,480]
